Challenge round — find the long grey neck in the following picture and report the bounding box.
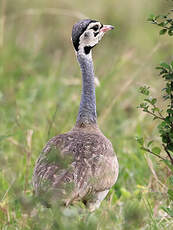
[76,52,97,126]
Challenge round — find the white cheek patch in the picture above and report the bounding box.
[77,22,103,55]
[79,31,99,50]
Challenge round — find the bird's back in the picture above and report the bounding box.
[33,127,118,207]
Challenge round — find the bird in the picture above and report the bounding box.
[33,19,119,211]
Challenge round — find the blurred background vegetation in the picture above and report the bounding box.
[0,0,173,229]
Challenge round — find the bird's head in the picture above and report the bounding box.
[72,19,114,56]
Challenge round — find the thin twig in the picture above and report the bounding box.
[145,110,165,121]
[145,155,167,189]
[163,144,173,165]
[143,147,166,161]
[153,104,165,119]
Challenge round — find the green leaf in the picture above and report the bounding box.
[169,176,173,185]
[171,61,173,68]
[168,29,173,36]
[167,109,173,114]
[158,22,166,27]
[164,74,173,80]
[167,143,173,152]
[160,62,170,70]
[138,103,149,111]
[160,70,168,75]
[160,29,167,35]
[136,137,144,146]
[139,86,150,96]
[144,97,157,105]
[163,95,169,101]
[151,147,161,154]
[152,107,159,113]
[147,14,155,21]
[147,140,153,147]
[166,87,171,95]
[165,116,171,124]
[151,98,157,105]
[161,207,173,217]
[168,189,173,200]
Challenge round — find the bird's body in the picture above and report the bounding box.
[33,19,119,211]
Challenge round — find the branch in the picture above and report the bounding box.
[153,104,165,119]
[145,110,165,121]
[163,144,173,165]
[142,147,166,161]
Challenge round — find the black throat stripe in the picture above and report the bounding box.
[84,46,92,55]
[94,32,99,37]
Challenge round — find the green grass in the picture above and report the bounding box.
[0,0,173,229]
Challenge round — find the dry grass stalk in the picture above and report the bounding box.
[24,129,33,192]
[0,0,6,48]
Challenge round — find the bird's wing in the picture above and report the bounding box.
[33,131,119,204]
[33,134,76,198]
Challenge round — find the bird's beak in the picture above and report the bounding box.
[100,25,114,33]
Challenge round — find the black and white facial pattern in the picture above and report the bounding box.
[72,19,104,55]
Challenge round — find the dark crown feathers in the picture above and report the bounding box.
[72,19,98,51]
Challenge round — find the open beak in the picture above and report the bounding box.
[100,25,114,33]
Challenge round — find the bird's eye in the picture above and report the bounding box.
[92,25,99,31]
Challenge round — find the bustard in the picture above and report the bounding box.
[33,19,119,211]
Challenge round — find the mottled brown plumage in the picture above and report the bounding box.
[33,125,118,210]
[33,19,119,211]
